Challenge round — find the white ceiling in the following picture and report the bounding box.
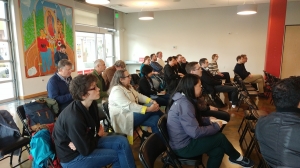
[96,0,300,13]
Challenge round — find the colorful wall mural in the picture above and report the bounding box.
[19,0,75,78]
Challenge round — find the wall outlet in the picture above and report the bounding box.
[173,46,177,49]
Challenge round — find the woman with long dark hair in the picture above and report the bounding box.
[167,74,254,168]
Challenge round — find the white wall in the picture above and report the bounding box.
[122,4,270,77]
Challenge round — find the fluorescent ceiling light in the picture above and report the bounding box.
[86,0,110,5]
[237,4,257,15]
[138,11,154,20]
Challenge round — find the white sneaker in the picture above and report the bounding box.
[232,105,236,108]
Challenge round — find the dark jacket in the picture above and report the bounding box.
[164,64,181,94]
[54,52,68,65]
[47,73,73,112]
[233,63,250,80]
[53,100,100,163]
[138,76,158,97]
[256,108,300,168]
[167,93,220,150]
[178,63,187,74]
[200,68,222,94]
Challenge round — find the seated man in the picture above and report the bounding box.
[150,53,164,77]
[208,54,231,83]
[176,54,187,74]
[256,76,300,168]
[199,58,238,108]
[185,62,230,131]
[92,59,109,103]
[102,60,126,87]
[234,54,265,96]
[47,59,73,113]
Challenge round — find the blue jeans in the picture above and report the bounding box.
[60,135,136,168]
[133,110,163,134]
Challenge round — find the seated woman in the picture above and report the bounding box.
[139,65,170,107]
[52,74,135,168]
[108,70,163,144]
[164,56,184,94]
[208,54,231,83]
[167,74,254,168]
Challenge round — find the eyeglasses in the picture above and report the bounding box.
[122,75,131,78]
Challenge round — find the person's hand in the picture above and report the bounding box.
[209,117,217,121]
[153,71,159,74]
[68,142,76,151]
[248,74,252,78]
[98,124,104,136]
[209,106,218,111]
[147,103,160,112]
[216,121,223,128]
[178,73,184,77]
[218,72,224,77]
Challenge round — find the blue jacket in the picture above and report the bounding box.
[167,93,220,150]
[30,129,55,168]
[47,73,73,112]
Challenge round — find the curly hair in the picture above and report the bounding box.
[69,74,97,101]
[272,76,300,109]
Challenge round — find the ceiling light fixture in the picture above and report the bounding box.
[237,4,257,15]
[139,11,154,20]
[85,0,110,5]
[138,3,154,20]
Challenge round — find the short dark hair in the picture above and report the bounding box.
[236,55,241,61]
[141,65,153,77]
[58,59,72,70]
[150,54,156,59]
[199,58,207,66]
[185,62,198,74]
[167,56,174,63]
[69,74,97,101]
[272,76,300,109]
[60,44,66,49]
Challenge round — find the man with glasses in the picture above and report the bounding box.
[199,58,238,109]
[102,60,126,87]
[185,62,230,131]
[47,59,73,113]
[92,59,108,103]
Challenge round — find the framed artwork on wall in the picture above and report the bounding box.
[19,0,75,78]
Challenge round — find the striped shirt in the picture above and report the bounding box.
[208,62,219,76]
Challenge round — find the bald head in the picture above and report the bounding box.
[94,59,106,74]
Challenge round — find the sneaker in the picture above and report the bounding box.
[232,105,236,108]
[229,157,254,168]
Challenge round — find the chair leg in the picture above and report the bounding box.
[10,152,13,165]
[238,117,245,133]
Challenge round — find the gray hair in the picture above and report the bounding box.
[114,60,126,68]
[58,59,72,70]
[107,69,127,94]
[94,59,104,68]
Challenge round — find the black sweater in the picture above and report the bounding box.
[233,63,250,80]
[139,77,158,97]
[164,64,181,94]
[52,100,100,163]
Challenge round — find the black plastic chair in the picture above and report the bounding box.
[16,105,34,138]
[0,129,30,168]
[157,115,205,168]
[139,133,168,168]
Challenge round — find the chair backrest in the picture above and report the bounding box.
[157,115,182,167]
[16,105,32,138]
[139,133,167,168]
